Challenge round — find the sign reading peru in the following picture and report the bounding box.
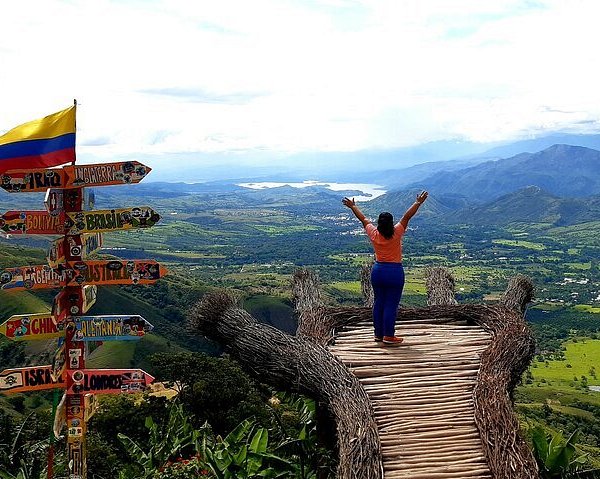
[74,315,153,341]
[0,313,63,341]
[0,161,151,193]
[65,207,160,235]
[67,369,154,395]
[47,233,103,268]
[0,365,65,394]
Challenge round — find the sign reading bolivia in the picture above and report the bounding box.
[0,161,151,193]
[0,265,65,291]
[0,365,65,394]
[68,260,167,287]
[65,206,160,235]
[47,233,103,268]
[0,210,65,235]
[67,369,154,395]
[0,313,63,341]
[74,315,153,341]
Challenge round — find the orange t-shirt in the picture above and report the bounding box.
[365,222,405,263]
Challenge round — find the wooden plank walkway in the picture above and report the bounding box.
[329,320,494,479]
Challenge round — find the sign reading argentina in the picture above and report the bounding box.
[74,315,153,341]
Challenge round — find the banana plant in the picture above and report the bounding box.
[118,402,207,478]
[529,424,588,478]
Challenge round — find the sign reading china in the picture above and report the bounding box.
[0,365,65,394]
[0,161,151,193]
[67,369,154,395]
[65,207,160,235]
[0,313,63,341]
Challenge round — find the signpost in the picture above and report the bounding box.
[1,161,152,193]
[67,369,154,395]
[0,365,65,394]
[65,206,160,235]
[74,315,153,341]
[0,148,161,479]
[0,313,63,341]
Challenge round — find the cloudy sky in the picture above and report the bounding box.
[1,0,600,173]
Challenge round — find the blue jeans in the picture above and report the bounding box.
[371,262,405,338]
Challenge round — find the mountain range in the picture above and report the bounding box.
[406,144,600,201]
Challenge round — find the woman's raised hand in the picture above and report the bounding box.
[342,197,356,208]
[416,191,428,204]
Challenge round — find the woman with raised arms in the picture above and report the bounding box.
[342,191,428,345]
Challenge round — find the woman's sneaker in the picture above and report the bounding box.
[383,336,403,346]
[374,336,383,342]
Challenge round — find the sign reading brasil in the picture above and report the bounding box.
[65,207,160,235]
[0,161,151,193]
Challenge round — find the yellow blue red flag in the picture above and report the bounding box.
[0,106,76,173]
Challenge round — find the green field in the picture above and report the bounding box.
[492,238,546,250]
[530,339,600,387]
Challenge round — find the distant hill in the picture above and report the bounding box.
[408,145,600,201]
[442,186,600,226]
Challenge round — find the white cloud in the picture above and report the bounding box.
[1,0,600,165]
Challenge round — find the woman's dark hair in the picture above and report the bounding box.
[377,212,394,239]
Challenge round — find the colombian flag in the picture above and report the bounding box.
[0,106,76,173]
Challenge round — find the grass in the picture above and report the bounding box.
[530,339,600,386]
[492,239,546,250]
[574,305,600,314]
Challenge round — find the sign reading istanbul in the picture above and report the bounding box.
[67,369,154,395]
[74,315,153,341]
[0,313,63,341]
[67,260,167,287]
[65,207,160,235]
[0,161,151,193]
[0,365,65,394]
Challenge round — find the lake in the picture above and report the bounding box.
[238,180,386,202]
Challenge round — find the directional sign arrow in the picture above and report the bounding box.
[65,206,160,235]
[74,315,153,341]
[0,265,67,291]
[44,188,96,217]
[1,161,152,193]
[53,285,97,323]
[47,233,103,269]
[67,369,154,395]
[0,313,64,341]
[67,260,167,287]
[0,168,65,193]
[0,365,65,395]
[64,161,152,188]
[0,210,65,235]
